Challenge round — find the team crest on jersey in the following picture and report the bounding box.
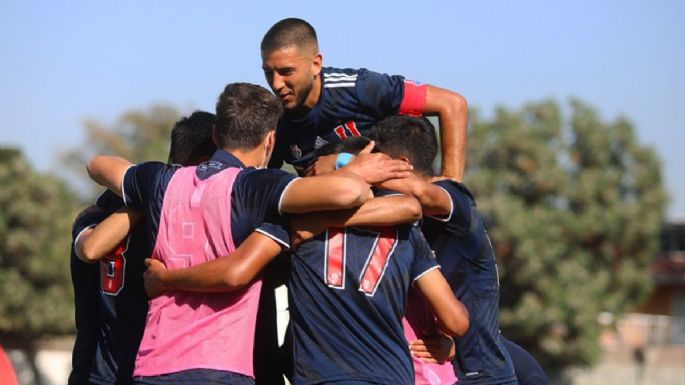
[290,144,303,159]
[333,121,361,139]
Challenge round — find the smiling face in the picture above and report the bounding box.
[261,46,322,114]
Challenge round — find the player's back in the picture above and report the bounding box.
[421,180,516,385]
[288,223,438,385]
[133,165,262,378]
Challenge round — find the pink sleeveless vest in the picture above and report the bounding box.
[134,166,262,378]
[403,289,458,385]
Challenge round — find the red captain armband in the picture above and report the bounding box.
[399,80,427,117]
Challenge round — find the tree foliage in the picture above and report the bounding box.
[62,104,182,197]
[0,148,78,343]
[464,99,667,372]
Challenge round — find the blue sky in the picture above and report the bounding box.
[1,0,683,217]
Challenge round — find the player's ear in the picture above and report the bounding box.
[263,130,276,164]
[399,155,412,165]
[311,53,322,77]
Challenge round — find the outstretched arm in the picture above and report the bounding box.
[415,269,470,337]
[423,85,468,181]
[144,231,285,297]
[280,142,414,214]
[376,173,451,217]
[75,208,141,263]
[86,156,133,197]
[290,195,422,248]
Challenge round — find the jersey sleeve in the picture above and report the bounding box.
[255,221,291,250]
[408,226,440,282]
[233,168,298,224]
[430,180,474,236]
[121,161,166,209]
[355,69,427,118]
[354,69,406,117]
[72,205,107,241]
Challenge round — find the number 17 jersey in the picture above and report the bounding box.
[288,224,439,385]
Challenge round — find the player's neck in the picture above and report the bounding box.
[225,147,267,169]
[304,76,321,109]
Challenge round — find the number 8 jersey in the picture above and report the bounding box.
[288,224,439,385]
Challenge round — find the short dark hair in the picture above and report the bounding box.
[261,18,318,54]
[314,137,371,158]
[215,83,283,150]
[369,116,438,176]
[168,110,217,165]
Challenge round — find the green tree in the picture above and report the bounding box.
[0,148,79,383]
[464,99,667,374]
[62,104,182,197]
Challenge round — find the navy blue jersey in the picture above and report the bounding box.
[288,224,439,385]
[122,149,294,383]
[420,180,517,385]
[123,149,295,250]
[69,191,151,385]
[269,66,426,172]
[69,205,106,385]
[85,191,150,385]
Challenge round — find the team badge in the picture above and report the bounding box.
[290,144,303,159]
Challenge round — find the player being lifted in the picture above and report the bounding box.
[260,18,468,181]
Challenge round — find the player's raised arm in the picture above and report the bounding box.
[422,85,468,181]
[144,231,285,297]
[86,156,133,197]
[414,268,470,337]
[76,207,140,263]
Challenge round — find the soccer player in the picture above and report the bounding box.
[70,111,217,385]
[286,155,469,385]
[304,136,458,385]
[68,203,105,385]
[260,18,468,181]
[369,115,533,385]
[86,83,413,385]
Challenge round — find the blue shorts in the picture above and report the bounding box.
[133,369,254,385]
[502,337,550,385]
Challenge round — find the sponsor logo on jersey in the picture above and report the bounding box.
[314,136,328,149]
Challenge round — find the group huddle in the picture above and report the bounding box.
[69,18,550,385]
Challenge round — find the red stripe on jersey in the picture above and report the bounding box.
[345,121,361,137]
[359,228,396,295]
[399,80,427,117]
[325,228,345,288]
[334,126,347,139]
